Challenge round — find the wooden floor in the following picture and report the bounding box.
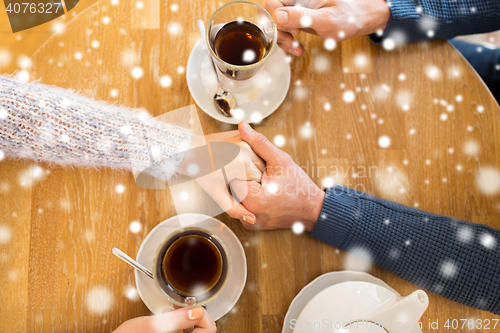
[1,0,500,332]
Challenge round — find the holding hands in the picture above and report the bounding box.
[231,122,325,232]
[263,0,390,56]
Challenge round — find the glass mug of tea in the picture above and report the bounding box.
[206,0,278,81]
[152,227,230,307]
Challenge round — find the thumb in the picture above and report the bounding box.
[238,121,283,164]
[273,6,323,31]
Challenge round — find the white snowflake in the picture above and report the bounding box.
[124,286,140,301]
[382,38,395,51]
[343,90,355,103]
[480,233,497,249]
[476,167,500,195]
[273,135,285,147]
[440,260,458,278]
[324,38,336,51]
[457,226,473,243]
[0,225,12,244]
[86,286,114,314]
[129,221,142,233]
[300,16,312,27]
[115,184,125,193]
[378,135,391,148]
[292,222,305,234]
[131,67,143,79]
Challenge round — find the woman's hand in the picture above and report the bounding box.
[231,122,325,231]
[178,130,265,224]
[113,307,216,333]
[263,0,391,56]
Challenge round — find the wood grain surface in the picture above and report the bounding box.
[1,0,500,332]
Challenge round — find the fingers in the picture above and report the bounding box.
[273,6,324,33]
[225,199,256,225]
[238,141,266,173]
[149,307,216,333]
[231,179,261,227]
[238,121,283,165]
[276,30,305,56]
[263,0,295,16]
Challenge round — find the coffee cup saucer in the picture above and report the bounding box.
[135,213,247,320]
[186,39,291,125]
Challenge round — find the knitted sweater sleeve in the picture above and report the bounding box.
[310,185,500,315]
[0,76,193,180]
[370,0,500,43]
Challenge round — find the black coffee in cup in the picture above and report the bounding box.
[162,234,223,295]
[154,228,229,304]
[214,20,267,65]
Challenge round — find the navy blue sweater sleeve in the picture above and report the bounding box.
[310,186,500,315]
[370,0,500,43]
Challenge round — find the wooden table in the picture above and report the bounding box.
[1,0,500,332]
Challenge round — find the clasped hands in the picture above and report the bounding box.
[210,121,325,233]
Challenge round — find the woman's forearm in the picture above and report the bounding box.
[0,76,192,179]
[311,185,500,315]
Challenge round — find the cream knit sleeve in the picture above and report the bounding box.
[0,76,193,180]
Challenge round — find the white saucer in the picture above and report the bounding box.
[186,39,291,124]
[283,271,422,333]
[135,213,247,320]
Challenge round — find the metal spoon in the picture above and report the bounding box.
[112,247,153,279]
[197,19,236,117]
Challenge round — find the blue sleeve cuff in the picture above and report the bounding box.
[369,0,426,44]
[310,186,360,249]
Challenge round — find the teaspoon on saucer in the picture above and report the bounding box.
[112,247,153,279]
[197,19,236,117]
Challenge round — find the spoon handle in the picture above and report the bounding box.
[112,247,154,279]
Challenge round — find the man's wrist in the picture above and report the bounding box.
[360,0,391,36]
[304,189,325,233]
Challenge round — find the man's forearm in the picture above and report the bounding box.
[311,186,500,315]
[372,0,500,43]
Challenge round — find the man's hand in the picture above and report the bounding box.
[264,0,391,56]
[178,131,265,224]
[113,307,216,333]
[231,122,325,232]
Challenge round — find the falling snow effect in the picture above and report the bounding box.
[378,136,391,148]
[131,67,143,79]
[300,15,312,27]
[324,38,336,51]
[314,55,330,73]
[115,184,125,193]
[300,122,313,138]
[344,246,373,272]
[180,191,189,200]
[168,22,182,36]
[187,163,200,176]
[425,65,441,80]
[476,167,500,195]
[124,286,140,301]
[479,233,497,249]
[273,135,285,147]
[86,286,114,314]
[266,182,279,194]
[242,50,256,63]
[463,140,480,156]
[343,90,355,103]
[19,165,45,187]
[0,225,12,244]
[0,149,5,161]
[382,38,395,50]
[292,222,305,234]
[129,221,142,233]
[440,260,458,279]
